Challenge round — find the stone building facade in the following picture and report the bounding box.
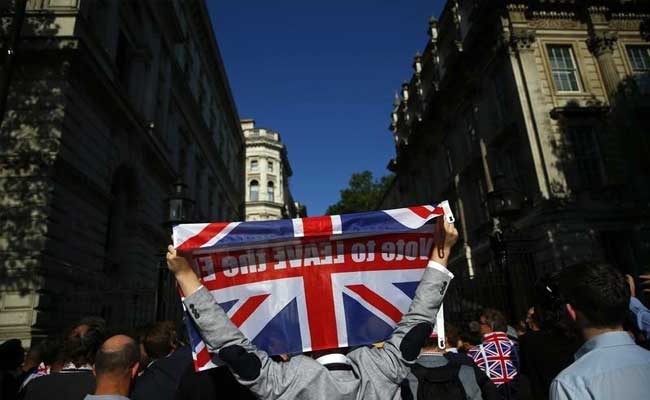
[241,119,305,221]
[381,0,650,322]
[0,0,245,346]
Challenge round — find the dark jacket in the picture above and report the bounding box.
[131,346,192,400]
[518,330,580,400]
[401,351,498,400]
[175,365,256,400]
[21,369,95,400]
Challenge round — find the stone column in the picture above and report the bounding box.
[587,32,620,98]
[509,29,552,199]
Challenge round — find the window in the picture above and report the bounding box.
[267,181,275,202]
[566,126,604,190]
[548,45,581,92]
[267,160,274,172]
[627,45,650,92]
[250,180,259,201]
[627,45,650,72]
[250,159,258,172]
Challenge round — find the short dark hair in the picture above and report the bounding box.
[0,339,24,369]
[38,337,64,366]
[482,308,508,333]
[94,337,139,376]
[63,317,107,366]
[143,321,179,359]
[445,323,460,348]
[555,262,629,328]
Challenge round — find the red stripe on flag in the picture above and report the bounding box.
[178,223,230,251]
[345,284,403,324]
[408,206,445,220]
[302,267,338,350]
[230,294,270,328]
[301,216,333,237]
[407,206,434,219]
[195,346,212,370]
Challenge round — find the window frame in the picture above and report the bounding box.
[267,181,275,202]
[250,159,259,172]
[249,180,259,201]
[546,44,583,93]
[626,45,650,73]
[565,125,606,191]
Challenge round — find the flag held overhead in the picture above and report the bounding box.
[173,202,454,371]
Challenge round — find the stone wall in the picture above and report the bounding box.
[0,0,245,345]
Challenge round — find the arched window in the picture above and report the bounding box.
[250,180,259,201]
[267,181,275,202]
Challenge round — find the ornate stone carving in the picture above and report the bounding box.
[511,29,536,53]
[587,31,618,56]
[507,4,528,23]
[609,17,645,32]
[527,18,582,30]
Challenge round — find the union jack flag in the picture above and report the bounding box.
[173,202,454,371]
[468,332,519,386]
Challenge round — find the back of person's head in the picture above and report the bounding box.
[555,261,629,329]
[143,321,179,359]
[0,339,24,370]
[38,337,64,368]
[94,335,140,379]
[481,308,508,333]
[422,334,439,350]
[64,316,107,367]
[445,323,460,348]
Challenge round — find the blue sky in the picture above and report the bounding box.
[207,1,445,215]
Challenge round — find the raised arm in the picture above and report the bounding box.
[350,220,458,383]
[166,246,307,399]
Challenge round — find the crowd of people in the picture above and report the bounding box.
[2,221,650,399]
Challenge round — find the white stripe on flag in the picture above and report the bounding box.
[383,209,429,229]
[173,223,209,248]
[200,222,241,248]
[331,215,342,235]
[292,218,304,238]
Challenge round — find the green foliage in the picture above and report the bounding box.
[326,171,394,215]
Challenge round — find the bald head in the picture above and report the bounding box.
[94,335,139,377]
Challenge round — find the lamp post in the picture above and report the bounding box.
[156,179,194,321]
[487,172,524,319]
[166,179,195,225]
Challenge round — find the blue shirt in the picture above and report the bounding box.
[550,331,650,400]
[630,297,650,338]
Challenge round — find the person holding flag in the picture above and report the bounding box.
[165,219,457,400]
